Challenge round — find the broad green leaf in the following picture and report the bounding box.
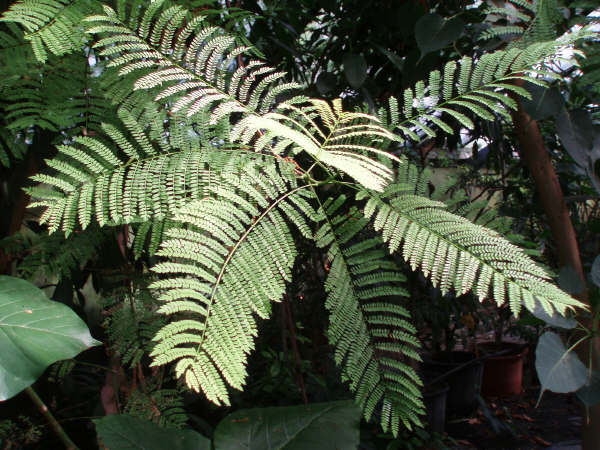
[587,132,600,195]
[415,13,464,57]
[558,265,585,295]
[535,331,587,396]
[213,400,361,450]
[556,108,594,167]
[343,53,368,89]
[94,415,211,450]
[0,275,100,401]
[577,371,600,407]
[316,72,337,95]
[521,83,564,121]
[591,255,600,288]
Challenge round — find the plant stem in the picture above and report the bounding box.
[25,386,79,450]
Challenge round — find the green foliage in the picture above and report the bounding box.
[1,0,593,438]
[315,195,424,432]
[0,275,99,400]
[148,162,316,406]
[94,414,211,450]
[0,0,98,62]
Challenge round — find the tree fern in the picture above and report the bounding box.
[11,0,593,437]
[84,1,400,191]
[27,109,271,234]
[380,30,590,143]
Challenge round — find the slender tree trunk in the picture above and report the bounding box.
[511,105,600,449]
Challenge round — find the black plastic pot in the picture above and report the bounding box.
[423,381,449,433]
[422,351,483,416]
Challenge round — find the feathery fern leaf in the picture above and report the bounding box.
[233,98,401,191]
[85,2,400,191]
[357,186,585,316]
[27,113,274,234]
[149,165,317,405]
[0,0,98,62]
[381,29,591,143]
[315,194,424,435]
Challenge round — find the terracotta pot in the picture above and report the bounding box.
[480,342,528,397]
[422,351,483,416]
[423,381,449,434]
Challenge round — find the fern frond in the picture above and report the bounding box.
[315,194,424,435]
[149,169,317,405]
[382,29,592,143]
[85,2,399,192]
[85,1,300,124]
[357,186,585,316]
[27,115,278,235]
[233,98,401,191]
[0,0,98,62]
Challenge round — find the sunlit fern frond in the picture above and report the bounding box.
[85,2,399,192]
[148,168,318,406]
[314,194,424,436]
[356,186,585,316]
[379,28,592,143]
[85,1,300,125]
[0,0,99,62]
[232,98,401,191]
[26,110,277,235]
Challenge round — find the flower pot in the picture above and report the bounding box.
[480,342,528,397]
[422,351,483,416]
[423,381,449,434]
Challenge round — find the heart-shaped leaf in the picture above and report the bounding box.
[94,415,211,450]
[213,400,361,449]
[558,265,585,295]
[415,13,464,57]
[535,331,588,396]
[0,275,100,400]
[343,53,368,89]
[522,83,564,121]
[556,108,594,167]
[577,370,600,408]
[591,255,600,288]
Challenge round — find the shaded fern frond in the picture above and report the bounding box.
[315,194,424,435]
[0,226,110,280]
[481,0,562,48]
[149,169,317,405]
[0,0,99,62]
[357,186,585,316]
[3,53,113,135]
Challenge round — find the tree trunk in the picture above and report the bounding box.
[511,104,600,449]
